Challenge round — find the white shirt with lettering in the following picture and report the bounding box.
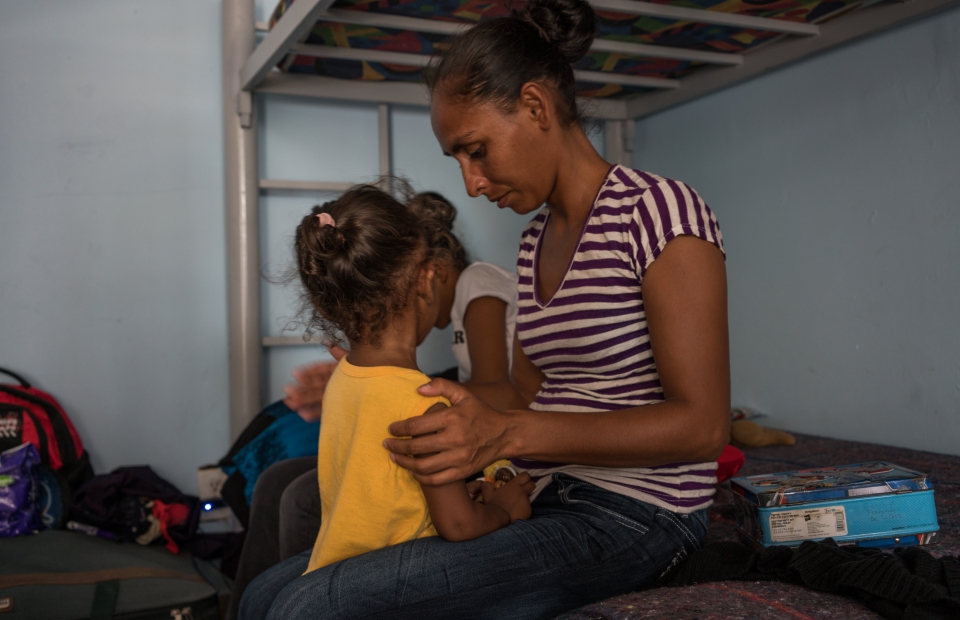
[449,262,518,383]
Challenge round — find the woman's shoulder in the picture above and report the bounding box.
[598,165,704,210]
[596,166,724,274]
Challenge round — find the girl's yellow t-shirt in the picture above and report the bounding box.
[305,358,448,573]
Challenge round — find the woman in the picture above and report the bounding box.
[240,0,729,617]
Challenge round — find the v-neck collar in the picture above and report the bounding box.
[532,165,619,308]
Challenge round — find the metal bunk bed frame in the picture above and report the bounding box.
[221,0,959,436]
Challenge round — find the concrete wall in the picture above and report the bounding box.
[0,0,229,491]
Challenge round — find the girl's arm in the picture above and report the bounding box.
[416,404,535,542]
[458,296,540,410]
[461,296,509,383]
[385,237,730,485]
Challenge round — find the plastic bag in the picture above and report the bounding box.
[0,442,41,537]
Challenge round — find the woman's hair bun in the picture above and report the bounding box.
[515,0,597,64]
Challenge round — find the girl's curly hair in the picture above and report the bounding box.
[407,191,468,273]
[295,184,424,346]
[293,183,468,346]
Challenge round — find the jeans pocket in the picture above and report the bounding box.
[654,508,707,550]
[651,509,708,585]
[556,475,651,536]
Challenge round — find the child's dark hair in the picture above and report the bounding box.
[425,0,596,126]
[296,184,426,345]
[407,191,468,273]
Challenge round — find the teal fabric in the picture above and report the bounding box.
[227,403,320,505]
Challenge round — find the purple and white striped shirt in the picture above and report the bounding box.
[512,165,724,513]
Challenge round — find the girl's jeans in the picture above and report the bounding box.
[239,473,709,620]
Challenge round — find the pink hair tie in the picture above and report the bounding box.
[317,213,336,228]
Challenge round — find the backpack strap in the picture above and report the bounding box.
[0,367,31,389]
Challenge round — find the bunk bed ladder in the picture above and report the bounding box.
[224,0,395,436]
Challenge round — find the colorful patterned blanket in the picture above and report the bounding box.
[269,0,863,97]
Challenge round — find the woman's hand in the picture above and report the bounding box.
[283,346,348,421]
[384,379,513,486]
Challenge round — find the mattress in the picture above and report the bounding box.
[268,0,864,97]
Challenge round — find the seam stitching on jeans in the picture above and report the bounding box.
[560,479,651,535]
[563,496,649,535]
[656,510,699,549]
[658,510,697,548]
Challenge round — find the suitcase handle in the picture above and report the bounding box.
[0,367,31,389]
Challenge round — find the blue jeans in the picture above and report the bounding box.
[239,474,709,620]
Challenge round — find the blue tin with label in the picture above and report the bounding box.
[731,462,940,548]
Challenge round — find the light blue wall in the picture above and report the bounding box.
[633,8,960,455]
[0,0,229,492]
[5,0,951,499]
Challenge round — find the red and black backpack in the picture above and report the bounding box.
[0,367,94,492]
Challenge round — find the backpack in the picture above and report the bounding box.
[0,367,93,494]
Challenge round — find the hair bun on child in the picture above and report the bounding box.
[407,192,468,272]
[407,192,456,230]
[515,0,597,65]
[305,203,346,262]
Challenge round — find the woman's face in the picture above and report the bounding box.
[431,90,557,216]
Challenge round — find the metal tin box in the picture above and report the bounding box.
[731,462,940,548]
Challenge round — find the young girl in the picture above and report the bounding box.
[225,188,520,620]
[293,184,534,574]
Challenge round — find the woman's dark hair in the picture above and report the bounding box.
[407,191,468,273]
[426,0,596,126]
[295,184,427,346]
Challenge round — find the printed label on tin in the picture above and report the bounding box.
[769,506,848,542]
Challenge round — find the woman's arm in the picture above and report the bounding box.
[415,404,536,541]
[384,236,730,486]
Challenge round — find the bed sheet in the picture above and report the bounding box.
[561,432,960,619]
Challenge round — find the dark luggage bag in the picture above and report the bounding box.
[0,530,220,620]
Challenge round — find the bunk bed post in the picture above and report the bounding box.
[222,0,262,439]
[604,120,634,167]
[378,103,391,178]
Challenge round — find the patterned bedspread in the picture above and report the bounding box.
[270,0,864,97]
[560,432,960,619]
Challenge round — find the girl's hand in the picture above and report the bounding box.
[385,379,512,486]
[283,346,348,421]
[466,479,484,501]
[481,472,535,522]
